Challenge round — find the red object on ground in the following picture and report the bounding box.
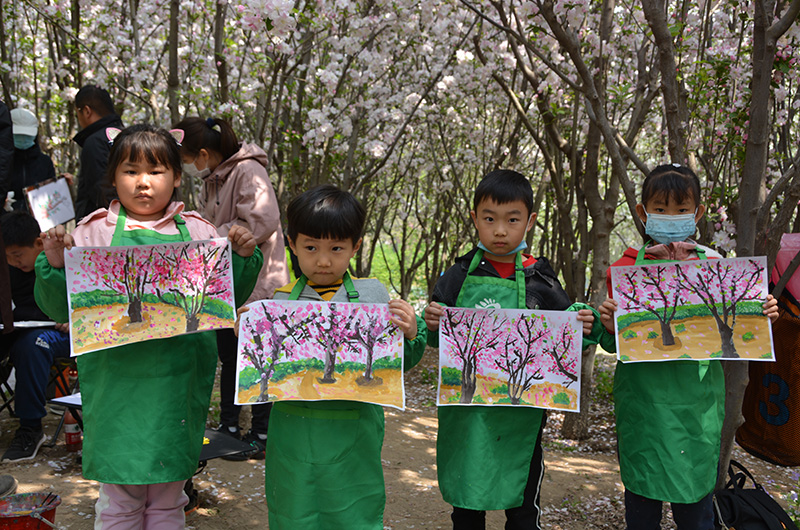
[64,411,82,452]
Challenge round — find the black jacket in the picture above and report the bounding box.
[0,102,13,202]
[430,248,573,311]
[9,143,56,211]
[73,113,123,220]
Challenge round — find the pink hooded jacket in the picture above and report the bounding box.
[199,142,288,302]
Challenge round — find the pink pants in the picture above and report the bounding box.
[95,481,188,530]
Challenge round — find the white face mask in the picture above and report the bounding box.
[182,159,210,179]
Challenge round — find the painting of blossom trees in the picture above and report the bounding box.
[437,307,582,411]
[610,256,774,362]
[24,177,74,231]
[235,300,405,409]
[64,238,235,355]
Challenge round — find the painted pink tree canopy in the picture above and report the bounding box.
[610,256,774,362]
[438,307,582,411]
[64,238,236,355]
[235,300,406,409]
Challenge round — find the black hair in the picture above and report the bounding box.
[172,117,240,161]
[473,169,534,215]
[0,210,41,248]
[75,85,115,117]
[641,164,702,207]
[287,185,366,245]
[106,124,182,187]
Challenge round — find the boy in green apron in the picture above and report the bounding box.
[259,184,426,530]
[599,163,778,530]
[424,169,610,530]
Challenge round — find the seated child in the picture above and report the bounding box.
[0,210,70,462]
[260,184,426,529]
[424,169,611,530]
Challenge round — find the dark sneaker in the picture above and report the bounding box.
[0,475,18,497]
[215,424,241,440]
[222,430,266,461]
[2,427,45,462]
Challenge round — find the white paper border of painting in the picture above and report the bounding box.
[610,256,774,363]
[24,177,75,231]
[64,238,235,356]
[436,307,582,412]
[234,299,406,410]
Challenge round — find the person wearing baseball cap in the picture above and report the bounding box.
[7,108,55,212]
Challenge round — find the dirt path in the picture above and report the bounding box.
[0,351,795,529]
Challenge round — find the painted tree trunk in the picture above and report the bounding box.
[319,349,337,383]
[259,373,269,402]
[128,297,143,323]
[185,313,200,332]
[363,352,374,381]
[460,360,476,403]
[508,382,522,405]
[659,319,676,346]
[717,322,739,358]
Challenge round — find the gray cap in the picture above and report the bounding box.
[10,108,38,136]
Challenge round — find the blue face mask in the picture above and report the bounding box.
[644,210,697,245]
[478,239,528,257]
[13,134,35,150]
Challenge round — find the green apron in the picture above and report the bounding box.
[77,206,218,484]
[437,250,545,510]
[613,244,725,503]
[266,272,387,530]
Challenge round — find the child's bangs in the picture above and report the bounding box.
[301,202,361,242]
[123,133,177,170]
[644,173,698,206]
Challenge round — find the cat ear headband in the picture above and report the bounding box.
[106,127,184,146]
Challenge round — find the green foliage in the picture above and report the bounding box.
[760,352,774,359]
[238,366,261,390]
[552,392,570,405]
[617,300,765,330]
[70,289,127,309]
[647,331,659,339]
[675,323,687,334]
[679,353,692,359]
[441,367,462,386]
[419,367,438,388]
[497,397,513,404]
[621,329,637,340]
[271,358,326,381]
[742,331,755,342]
[373,357,402,370]
[334,361,368,374]
[619,355,631,362]
[473,395,486,404]
[710,350,724,358]
[491,384,509,394]
[594,366,614,403]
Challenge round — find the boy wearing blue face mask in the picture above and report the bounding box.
[425,169,611,530]
[7,108,55,212]
[599,164,778,530]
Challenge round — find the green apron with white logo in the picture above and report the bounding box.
[266,272,387,530]
[437,250,545,510]
[613,244,725,503]
[77,207,219,484]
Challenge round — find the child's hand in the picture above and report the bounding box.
[576,308,594,336]
[228,225,256,257]
[599,298,618,334]
[763,294,779,323]
[234,306,250,337]
[389,299,418,340]
[424,302,444,332]
[54,323,69,334]
[41,225,74,268]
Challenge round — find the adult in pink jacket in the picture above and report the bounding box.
[173,117,289,458]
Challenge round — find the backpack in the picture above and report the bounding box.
[713,460,798,530]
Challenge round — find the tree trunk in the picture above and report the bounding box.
[460,361,476,404]
[128,298,143,323]
[363,352,374,381]
[659,319,675,346]
[319,350,337,384]
[185,314,199,332]
[259,373,269,402]
[561,346,596,440]
[717,323,738,359]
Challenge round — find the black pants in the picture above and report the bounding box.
[451,417,546,530]
[624,490,715,530]
[217,328,271,435]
